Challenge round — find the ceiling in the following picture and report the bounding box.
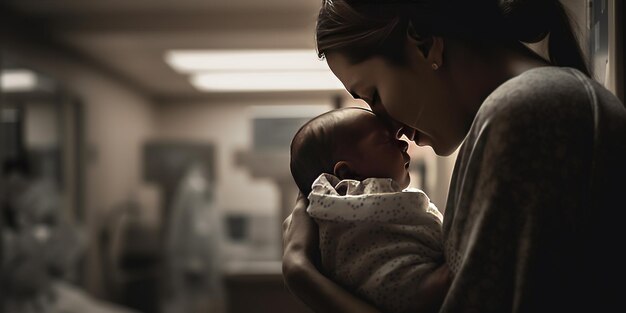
[2,0,337,102]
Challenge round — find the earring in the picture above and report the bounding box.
[431,63,439,70]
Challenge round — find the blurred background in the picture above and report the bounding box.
[0,1,623,313]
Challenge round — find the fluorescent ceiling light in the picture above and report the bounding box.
[250,104,334,118]
[165,49,329,72]
[1,69,37,92]
[190,71,344,92]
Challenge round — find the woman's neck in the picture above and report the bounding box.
[447,39,551,118]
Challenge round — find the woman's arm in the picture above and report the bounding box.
[282,192,381,313]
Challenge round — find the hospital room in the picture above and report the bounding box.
[1,1,624,313]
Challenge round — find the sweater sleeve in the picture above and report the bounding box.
[441,75,596,313]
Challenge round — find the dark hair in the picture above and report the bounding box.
[290,107,372,195]
[316,0,590,76]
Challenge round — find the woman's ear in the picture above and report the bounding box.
[427,36,444,68]
[406,30,444,68]
[333,161,359,180]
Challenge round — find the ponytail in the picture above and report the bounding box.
[500,0,590,77]
[547,1,591,77]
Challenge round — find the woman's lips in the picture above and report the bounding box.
[398,126,417,142]
[405,127,423,145]
[398,124,429,147]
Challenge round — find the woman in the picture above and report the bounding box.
[282,0,626,312]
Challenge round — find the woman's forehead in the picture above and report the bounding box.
[326,52,384,97]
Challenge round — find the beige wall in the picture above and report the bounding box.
[69,66,154,297]
[75,75,155,218]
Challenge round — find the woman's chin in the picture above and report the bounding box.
[433,141,461,156]
[401,172,411,189]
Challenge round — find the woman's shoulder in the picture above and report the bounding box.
[478,66,596,125]
[466,66,620,142]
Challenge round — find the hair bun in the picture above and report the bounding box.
[499,0,557,43]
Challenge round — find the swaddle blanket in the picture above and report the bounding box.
[307,173,444,313]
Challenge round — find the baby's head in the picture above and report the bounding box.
[290,107,411,195]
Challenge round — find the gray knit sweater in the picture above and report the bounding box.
[441,66,626,312]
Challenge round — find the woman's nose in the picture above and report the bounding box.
[395,125,412,140]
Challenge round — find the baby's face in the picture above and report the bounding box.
[345,112,411,188]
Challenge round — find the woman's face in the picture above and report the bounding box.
[325,41,469,156]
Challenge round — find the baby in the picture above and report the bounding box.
[289,107,447,313]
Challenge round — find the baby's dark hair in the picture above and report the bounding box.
[290,107,372,195]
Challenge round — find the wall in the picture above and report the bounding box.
[72,68,155,297]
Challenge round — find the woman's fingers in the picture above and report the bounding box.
[283,191,319,262]
[282,213,292,233]
[282,213,293,248]
[282,192,305,243]
[281,192,383,313]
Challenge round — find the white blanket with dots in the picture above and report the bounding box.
[307,173,444,313]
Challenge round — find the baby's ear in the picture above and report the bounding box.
[333,161,359,180]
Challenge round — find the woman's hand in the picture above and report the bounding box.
[282,192,319,272]
[282,192,381,313]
